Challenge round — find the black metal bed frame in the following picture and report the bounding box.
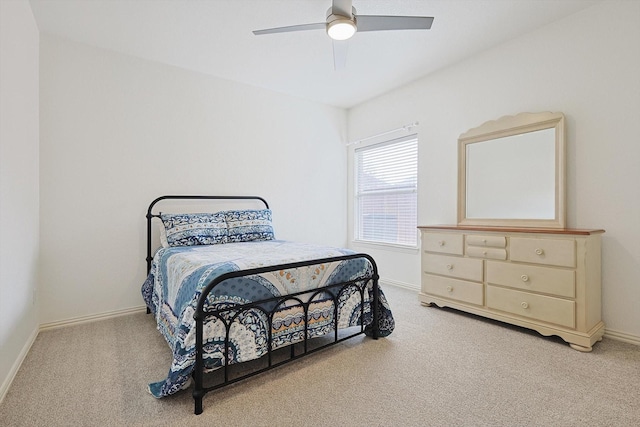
[146,195,380,415]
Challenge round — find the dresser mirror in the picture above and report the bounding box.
[458,112,566,228]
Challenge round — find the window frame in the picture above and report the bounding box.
[353,134,419,249]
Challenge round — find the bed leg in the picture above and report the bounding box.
[372,275,380,340]
[194,392,203,415]
[193,316,204,415]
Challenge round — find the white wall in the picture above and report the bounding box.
[0,0,40,398]
[39,35,347,324]
[348,1,640,339]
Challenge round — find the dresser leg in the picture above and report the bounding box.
[569,343,592,352]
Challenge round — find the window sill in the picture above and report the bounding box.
[351,239,419,253]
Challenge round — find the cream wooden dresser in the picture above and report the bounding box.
[418,226,605,351]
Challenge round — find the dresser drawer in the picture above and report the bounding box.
[487,285,575,328]
[422,232,463,255]
[466,246,507,260]
[486,261,575,298]
[423,253,483,282]
[422,274,484,306]
[510,237,575,267]
[466,235,506,248]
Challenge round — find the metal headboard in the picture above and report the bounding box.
[146,195,269,273]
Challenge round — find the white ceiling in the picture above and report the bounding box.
[28,0,599,108]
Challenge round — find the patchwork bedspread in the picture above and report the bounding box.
[141,240,394,397]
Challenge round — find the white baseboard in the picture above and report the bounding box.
[380,277,419,291]
[39,305,147,331]
[604,328,640,346]
[0,326,39,405]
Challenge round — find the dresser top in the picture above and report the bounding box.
[418,225,605,235]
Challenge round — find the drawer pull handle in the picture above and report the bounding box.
[482,239,487,244]
[446,286,453,293]
[535,248,544,256]
[446,264,453,270]
[521,302,529,309]
[438,240,445,246]
[521,274,529,282]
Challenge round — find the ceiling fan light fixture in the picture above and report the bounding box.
[327,16,357,40]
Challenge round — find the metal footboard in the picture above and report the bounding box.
[192,254,380,415]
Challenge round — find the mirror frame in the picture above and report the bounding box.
[457,112,566,228]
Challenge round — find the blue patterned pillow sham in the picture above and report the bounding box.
[160,212,228,247]
[224,209,275,243]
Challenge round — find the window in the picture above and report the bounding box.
[355,135,418,247]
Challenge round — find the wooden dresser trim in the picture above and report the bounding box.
[418,225,605,236]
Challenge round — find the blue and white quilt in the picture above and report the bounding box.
[142,240,394,397]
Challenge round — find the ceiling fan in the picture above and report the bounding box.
[253,0,434,69]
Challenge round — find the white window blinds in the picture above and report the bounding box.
[355,135,418,247]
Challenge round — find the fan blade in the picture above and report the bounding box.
[356,15,434,32]
[332,40,349,70]
[253,22,326,35]
[332,0,353,17]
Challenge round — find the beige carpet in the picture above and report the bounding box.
[1,285,639,426]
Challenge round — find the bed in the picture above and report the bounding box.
[142,195,395,414]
